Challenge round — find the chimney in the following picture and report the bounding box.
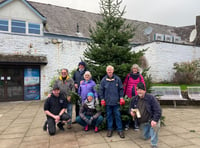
[195,16,200,46]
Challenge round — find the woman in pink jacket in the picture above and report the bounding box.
[123,64,145,98]
[123,64,145,130]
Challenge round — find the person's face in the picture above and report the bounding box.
[132,68,138,74]
[136,87,145,98]
[61,69,68,78]
[52,89,60,97]
[84,74,90,81]
[79,64,85,70]
[87,96,93,102]
[106,67,114,78]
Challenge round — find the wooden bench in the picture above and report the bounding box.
[150,86,187,107]
[187,87,200,101]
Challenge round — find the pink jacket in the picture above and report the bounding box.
[123,73,145,98]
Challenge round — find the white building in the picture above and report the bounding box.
[0,0,199,101]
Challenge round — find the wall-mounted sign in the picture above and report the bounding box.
[24,68,40,100]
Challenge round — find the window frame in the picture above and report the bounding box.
[0,19,9,32]
[0,18,42,36]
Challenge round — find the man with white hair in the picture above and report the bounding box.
[99,65,125,138]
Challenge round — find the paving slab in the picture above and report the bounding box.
[0,101,200,148]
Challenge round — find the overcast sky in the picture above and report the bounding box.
[29,0,200,27]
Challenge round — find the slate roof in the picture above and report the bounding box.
[29,1,195,44]
[1,0,196,44]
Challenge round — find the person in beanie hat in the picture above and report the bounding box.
[43,83,71,135]
[76,92,103,133]
[73,61,87,118]
[129,82,161,148]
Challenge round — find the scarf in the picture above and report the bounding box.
[84,98,95,109]
[130,72,140,80]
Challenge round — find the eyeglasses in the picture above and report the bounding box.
[62,72,67,74]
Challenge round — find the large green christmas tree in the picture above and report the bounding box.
[84,0,144,82]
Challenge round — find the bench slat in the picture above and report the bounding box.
[187,87,200,101]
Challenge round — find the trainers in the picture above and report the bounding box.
[43,121,47,131]
[134,128,140,131]
[118,131,125,138]
[152,146,157,148]
[94,126,98,133]
[84,125,89,131]
[125,127,129,131]
[67,124,72,129]
[57,122,65,131]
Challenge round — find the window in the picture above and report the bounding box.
[11,20,26,33]
[0,19,8,31]
[28,23,40,35]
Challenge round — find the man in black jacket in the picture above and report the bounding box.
[129,82,161,148]
[43,84,71,135]
[73,61,87,118]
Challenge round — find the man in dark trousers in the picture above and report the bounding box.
[43,84,71,136]
[99,65,125,138]
[73,61,87,118]
[129,82,161,148]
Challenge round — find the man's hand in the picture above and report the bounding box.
[130,111,136,117]
[67,96,71,102]
[74,84,78,89]
[54,115,60,123]
[151,120,157,127]
[101,99,106,107]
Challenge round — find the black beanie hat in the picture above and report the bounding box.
[78,61,86,67]
[137,82,145,91]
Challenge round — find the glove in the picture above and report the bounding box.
[120,98,125,106]
[101,99,106,107]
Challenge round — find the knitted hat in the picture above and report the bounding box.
[137,82,145,91]
[78,61,86,67]
[87,92,94,98]
[53,84,60,90]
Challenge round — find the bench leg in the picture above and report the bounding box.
[173,100,176,108]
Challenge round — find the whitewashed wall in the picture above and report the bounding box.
[132,42,200,83]
[0,34,87,99]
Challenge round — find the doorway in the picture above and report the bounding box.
[0,67,24,101]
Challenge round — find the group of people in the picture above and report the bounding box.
[43,62,161,148]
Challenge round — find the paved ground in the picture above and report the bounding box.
[0,101,200,148]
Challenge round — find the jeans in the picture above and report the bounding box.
[140,120,160,146]
[66,103,72,124]
[106,105,123,131]
[76,115,103,127]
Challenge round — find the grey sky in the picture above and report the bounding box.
[29,0,200,27]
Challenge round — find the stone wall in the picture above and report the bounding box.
[0,34,87,99]
[132,42,200,82]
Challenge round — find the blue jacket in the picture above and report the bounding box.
[129,93,161,122]
[78,80,98,104]
[99,74,123,106]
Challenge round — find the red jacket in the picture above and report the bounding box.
[123,73,145,98]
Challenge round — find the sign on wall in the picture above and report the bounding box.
[24,68,40,100]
